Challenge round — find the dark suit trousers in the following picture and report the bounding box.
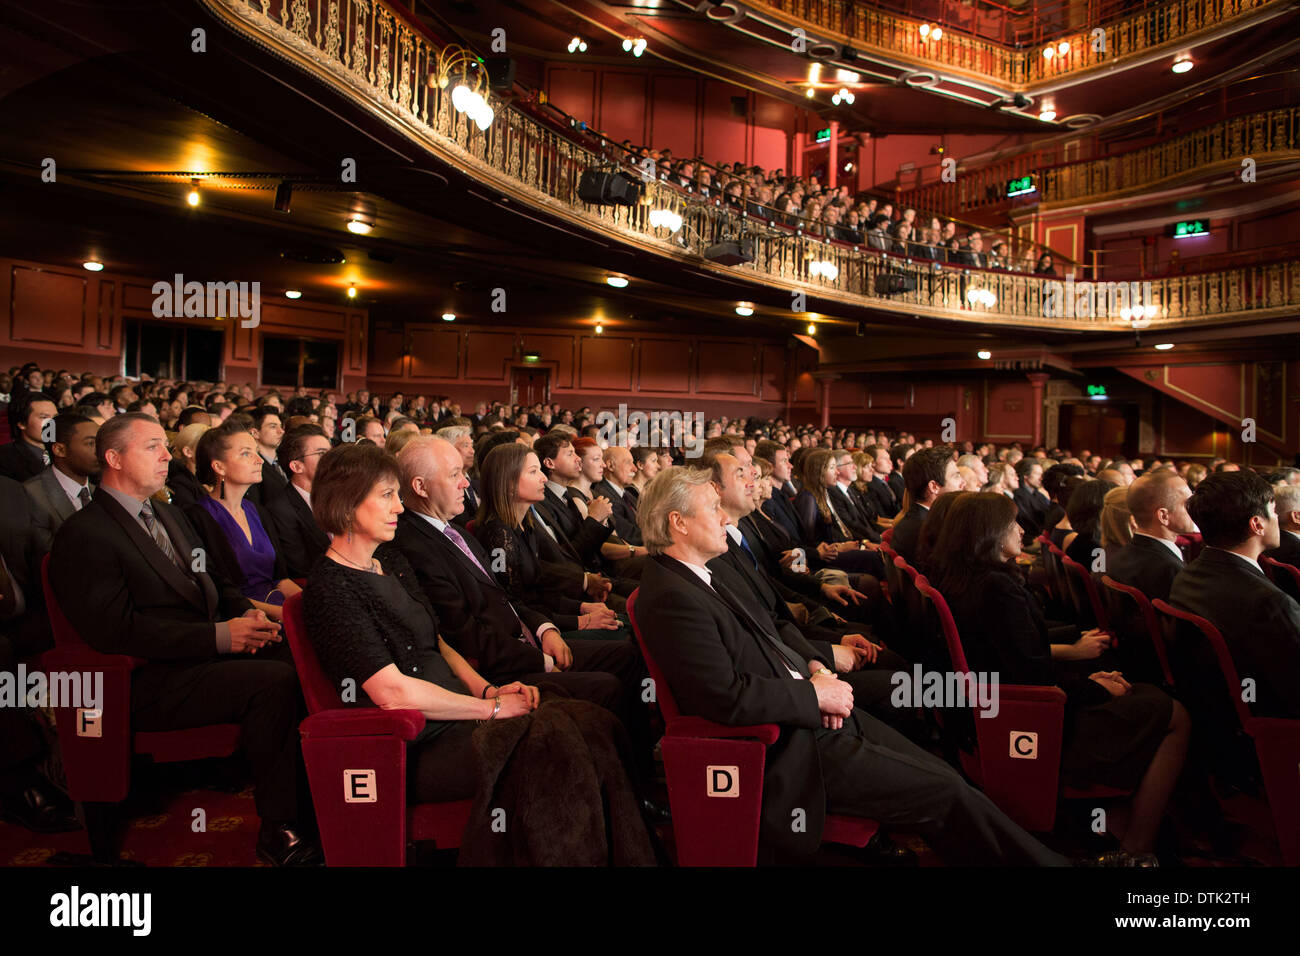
[819,709,1068,865]
[0,636,45,792]
[129,650,304,826]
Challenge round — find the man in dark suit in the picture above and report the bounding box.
[1109,472,1195,602]
[534,432,616,569]
[892,445,962,563]
[1012,459,1051,538]
[24,412,99,554]
[864,445,900,524]
[1169,471,1300,718]
[592,446,643,546]
[887,443,909,504]
[246,406,288,508]
[48,413,318,865]
[390,437,656,770]
[960,232,988,269]
[756,440,803,541]
[633,467,1067,864]
[0,394,54,483]
[264,424,331,579]
[1264,483,1300,601]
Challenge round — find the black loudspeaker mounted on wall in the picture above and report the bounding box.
[483,57,516,91]
[704,239,755,266]
[874,273,917,295]
[577,168,641,206]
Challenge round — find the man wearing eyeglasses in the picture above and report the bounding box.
[264,424,332,578]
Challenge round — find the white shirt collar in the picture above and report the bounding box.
[679,560,712,588]
[415,510,447,532]
[835,480,851,494]
[293,483,311,508]
[1134,531,1183,560]
[604,480,625,498]
[724,524,744,545]
[53,467,90,506]
[545,479,568,500]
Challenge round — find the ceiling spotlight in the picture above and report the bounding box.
[977,350,992,360]
[186,178,201,207]
[567,36,588,53]
[1057,40,1070,56]
[82,260,104,272]
[1154,342,1174,350]
[831,87,855,105]
[441,312,456,322]
[1039,109,1057,122]
[346,217,373,235]
[735,304,754,316]
[605,275,629,288]
[806,322,817,335]
[274,181,292,213]
[284,289,302,299]
[1172,54,1194,74]
[595,323,604,334]
[805,87,816,98]
[1043,46,1055,60]
[347,284,357,299]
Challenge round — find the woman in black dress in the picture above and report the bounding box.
[302,443,540,805]
[930,493,1189,860]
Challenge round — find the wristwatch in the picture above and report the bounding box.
[813,668,833,678]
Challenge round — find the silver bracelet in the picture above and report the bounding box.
[489,696,501,720]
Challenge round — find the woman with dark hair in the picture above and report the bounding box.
[474,443,626,640]
[301,444,542,806]
[1063,478,1117,567]
[1034,252,1058,276]
[913,489,971,574]
[187,418,299,621]
[1048,474,1090,549]
[930,493,1189,862]
[792,448,884,577]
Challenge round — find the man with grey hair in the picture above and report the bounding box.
[1265,482,1300,598]
[633,468,1069,865]
[956,453,989,488]
[435,423,478,525]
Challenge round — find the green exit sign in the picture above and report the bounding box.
[815,127,831,144]
[522,352,540,363]
[1087,384,1108,397]
[1172,219,1208,238]
[1006,175,1036,198]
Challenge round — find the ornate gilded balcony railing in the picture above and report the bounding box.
[203,0,1300,330]
[751,0,1283,85]
[899,106,1300,216]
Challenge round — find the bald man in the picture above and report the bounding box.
[1109,471,1196,603]
[592,445,643,546]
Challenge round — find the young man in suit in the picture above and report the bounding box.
[264,424,331,579]
[1109,472,1195,602]
[1012,459,1050,538]
[48,414,319,865]
[0,395,55,483]
[246,406,288,508]
[864,445,900,524]
[1169,470,1300,718]
[533,432,618,569]
[886,443,909,504]
[24,412,99,554]
[633,467,1067,865]
[892,445,963,563]
[756,440,802,540]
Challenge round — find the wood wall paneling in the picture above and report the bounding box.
[519,332,576,389]
[636,337,692,393]
[369,324,408,377]
[1164,363,1244,420]
[96,280,116,350]
[695,339,756,396]
[578,334,635,391]
[650,75,699,158]
[465,330,516,381]
[759,344,787,402]
[408,327,461,380]
[598,72,649,146]
[10,265,86,347]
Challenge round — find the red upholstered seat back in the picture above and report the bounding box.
[282,591,345,715]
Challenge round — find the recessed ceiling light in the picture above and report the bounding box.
[605,275,628,288]
[735,304,754,316]
[595,323,604,334]
[1154,342,1175,350]
[346,218,373,235]
[1039,110,1057,122]
[82,260,104,272]
[441,312,456,322]
[284,289,302,299]
[186,178,201,207]
[977,350,992,360]
[806,322,817,335]
[1172,55,1194,74]
[347,284,357,299]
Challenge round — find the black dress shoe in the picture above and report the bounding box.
[256,825,323,867]
[1,782,82,834]
[847,831,918,866]
[640,798,672,827]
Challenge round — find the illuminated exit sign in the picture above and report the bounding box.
[1006,175,1036,198]
[1171,220,1208,238]
[815,128,831,144]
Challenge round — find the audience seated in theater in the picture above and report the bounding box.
[24,412,99,553]
[263,424,332,580]
[1041,463,1086,539]
[793,449,887,578]
[49,413,316,865]
[1013,458,1050,537]
[1063,479,1116,568]
[532,431,618,570]
[1169,471,1300,718]
[592,445,643,546]
[628,446,660,498]
[911,490,971,576]
[891,445,963,564]
[245,406,288,509]
[829,449,883,542]
[1264,483,1300,567]
[186,419,301,620]
[434,422,479,526]
[474,442,627,640]
[0,393,55,483]
[389,436,657,787]
[633,467,1070,865]
[166,422,211,511]
[887,443,911,511]
[862,444,901,528]
[930,493,1188,859]
[1100,485,1134,559]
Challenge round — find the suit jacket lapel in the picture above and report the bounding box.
[96,492,209,614]
[41,469,76,521]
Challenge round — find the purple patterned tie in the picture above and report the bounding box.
[441,523,538,648]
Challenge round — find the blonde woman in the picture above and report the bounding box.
[165,421,211,509]
[1100,485,1133,555]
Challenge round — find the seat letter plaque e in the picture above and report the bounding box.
[344,769,378,802]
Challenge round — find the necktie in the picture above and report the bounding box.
[77,486,92,509]
[140,501,185,571]
[710,577,804,679]
[441,523,538,648]
[826,497,852,538]
[737,531,758,569]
